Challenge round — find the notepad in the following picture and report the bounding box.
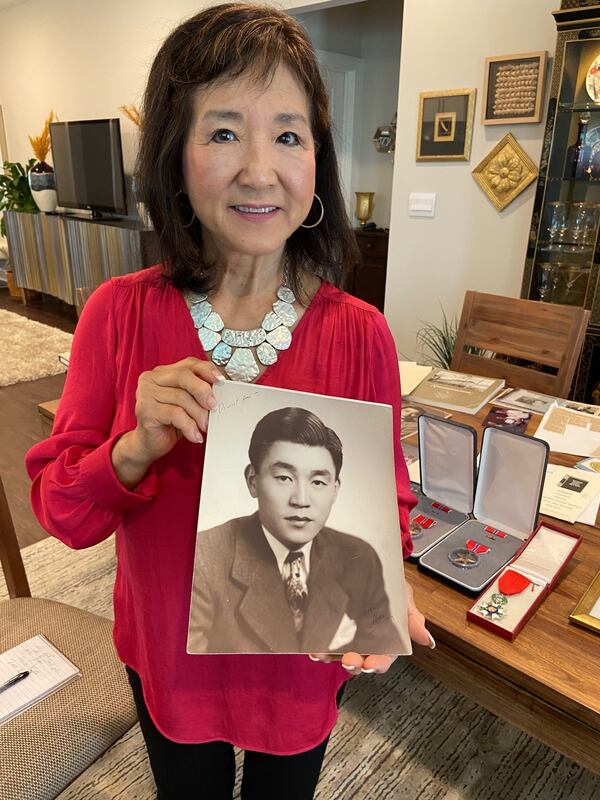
[0,635,81,726]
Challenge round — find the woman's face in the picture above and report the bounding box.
[182,63,316,260]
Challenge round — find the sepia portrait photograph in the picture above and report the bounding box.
[187,381,411,657]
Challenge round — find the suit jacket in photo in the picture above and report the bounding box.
[187,512,405,654]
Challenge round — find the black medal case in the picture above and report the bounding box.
[408,415,477,559]
[419,425,550,593]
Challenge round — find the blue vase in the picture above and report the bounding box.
[28,161,58,212]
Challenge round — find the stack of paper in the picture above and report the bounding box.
[402,442,420,484]
[406,369,505,414]
[541,464,600,525]
[534,403,600,458]
[398,362,432,397]
[0,635,80,726]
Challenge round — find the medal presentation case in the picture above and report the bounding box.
[467,522,581,640]
[419,426,550,593]
[408,416,477,559]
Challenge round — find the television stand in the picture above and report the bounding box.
[4,210,160,305]
[90,210,122,221]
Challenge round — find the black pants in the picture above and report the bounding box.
[126,666,344,800]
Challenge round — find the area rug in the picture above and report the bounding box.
[0,309,72,386]
[2,537,599,800]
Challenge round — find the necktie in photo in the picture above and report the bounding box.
[283,551,307,632]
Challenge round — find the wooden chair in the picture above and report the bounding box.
[0,477,137,800]
[451,290,590,398]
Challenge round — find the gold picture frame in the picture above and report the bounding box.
[482,51,548,125]
[433,111,457,142]
[569,569,600,635]
[472,133,538,212]
[416,89,476,162]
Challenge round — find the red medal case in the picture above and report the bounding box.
[467,521,582,640]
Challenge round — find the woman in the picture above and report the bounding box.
[26,4,434,798]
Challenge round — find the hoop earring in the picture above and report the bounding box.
[176,189,196,228]
[300,193,324,229]
[182,210,196,228]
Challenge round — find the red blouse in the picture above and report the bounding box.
[25,266,415,755]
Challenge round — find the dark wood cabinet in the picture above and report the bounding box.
[350,229,389,311]
[520,1,600,400]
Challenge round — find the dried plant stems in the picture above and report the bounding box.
[28,111,56,163]
[119,104,143,129]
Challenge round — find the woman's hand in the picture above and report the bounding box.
[112,357,223,488]
[308,581,435,675]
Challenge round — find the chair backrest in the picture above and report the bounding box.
[0,476,31,599]
[450,291,590,398]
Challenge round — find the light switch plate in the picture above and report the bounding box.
[408,192,436,217]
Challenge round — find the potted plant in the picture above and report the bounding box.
[416,307,459,369]
[0,159,38,297]
[28,110,58,212]
[416,306,494,368]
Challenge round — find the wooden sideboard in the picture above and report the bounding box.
[351,228,389,312]
[4,211,160,306]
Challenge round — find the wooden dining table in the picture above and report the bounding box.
[402,402,600,776]
[37,393,600,773]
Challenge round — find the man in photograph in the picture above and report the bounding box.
[188,407,404,655]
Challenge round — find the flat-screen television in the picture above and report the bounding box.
[49,119,127,217]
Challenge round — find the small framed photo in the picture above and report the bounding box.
[416,89,476,162]
[569,569,600,635]
[482,51,547,125]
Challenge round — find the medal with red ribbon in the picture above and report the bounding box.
[498,569,533,595]
[484,525,507,540]
[465,539,491,556]
[490,569,534,612]
[431,502,451,514]
[410,514,436,539]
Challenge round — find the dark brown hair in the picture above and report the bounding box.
[135,2,359,296]
[249,407,343,479]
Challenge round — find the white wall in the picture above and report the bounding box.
[298,0,402,227]
[0,0,362,175]
[0,0,398,226]
[386,0,557,360]
[1,0,558,360]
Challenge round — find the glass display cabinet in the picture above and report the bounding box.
[521,0,600,402]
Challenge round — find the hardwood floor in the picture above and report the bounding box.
[1,288,76,549]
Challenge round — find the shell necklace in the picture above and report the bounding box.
[184,266,297,383]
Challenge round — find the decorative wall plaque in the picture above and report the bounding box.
[472,133,538,211]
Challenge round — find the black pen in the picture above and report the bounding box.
[0,671,30,694]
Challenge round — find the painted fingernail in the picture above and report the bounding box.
[427,632,436,650]
[342,664,357,674]
[308,655,320,662]
[214,373,226,382]
[195,430,204,443]
[361,668,377,674]
[207,395,218,410]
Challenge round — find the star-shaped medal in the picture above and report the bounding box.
[478,601,505,620]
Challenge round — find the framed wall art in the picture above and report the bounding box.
[416,88,476,162]
[569,568,600,635]
[482,51,548,125]
[472,133,538,212]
